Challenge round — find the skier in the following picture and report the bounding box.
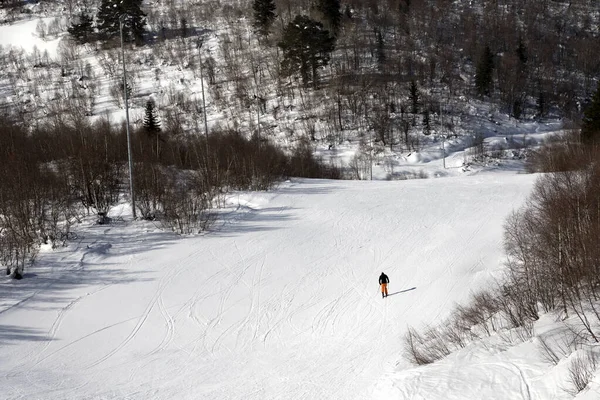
[379,272,389,298]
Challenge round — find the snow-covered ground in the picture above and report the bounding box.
[1,169,558,400]
[0,17,62,56]
[2,7,599,400]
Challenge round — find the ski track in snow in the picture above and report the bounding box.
[0,176,544,399]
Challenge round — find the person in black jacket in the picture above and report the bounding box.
[379,272,389,298]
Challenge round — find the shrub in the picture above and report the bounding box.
[566,350,600,395]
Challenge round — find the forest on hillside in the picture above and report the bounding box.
[0,0,598,143]
[0,0,599,278]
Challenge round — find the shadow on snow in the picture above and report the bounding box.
[387,287,417,297]
[0,324,49,344]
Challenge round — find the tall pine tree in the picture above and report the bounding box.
[143,99,161,134]
[67,12,94,44]
[581,81,600,145]
[475,45,494,97]
[422,109,431,135]
[252,0,276,38]
[375,29,385,71]
[409,80,420,114]
[97,0,146,43]
[516,37,528,64]
[316,0,341,35]
[278,15,335,88]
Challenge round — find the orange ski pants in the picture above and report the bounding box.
[381,283,388,296]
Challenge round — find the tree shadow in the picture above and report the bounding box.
[0,324,49,344]
[207,205,297,237]
[277,180,345,196]
[387,287,416,297]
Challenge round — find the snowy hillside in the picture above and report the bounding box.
[1,0,600,398]
[0,0,594,176]
[1,173,543,399]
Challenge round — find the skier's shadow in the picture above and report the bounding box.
[387,287,416,297]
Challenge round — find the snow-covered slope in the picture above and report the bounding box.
[0,174,538,399]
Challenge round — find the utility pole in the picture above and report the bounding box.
[440,101,446,169]
[197,38,209,139]
[370,129,373,180]
[120,15,136,219]
[254,94,261,144]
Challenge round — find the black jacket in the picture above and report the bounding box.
[379,273,389,285]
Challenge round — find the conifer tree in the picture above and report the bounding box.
[409,80,420,114]
[537,91,546,120]
[67,12,94,44]
[143,99,161,134]
[475,45,494,96]
[252,0,276,38]
[375,29,385,71]
[278,15,335,88]
[516,37,528,65]
[344,4,352,20]
[316,0,341,35]
[399,0,411,14]
[97,0,146,43]
[512,99,523,120]
[422,109,431,135]
[581,81,600,145]
[180,17,188,38]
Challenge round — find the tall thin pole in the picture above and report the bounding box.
[370,129,373,180]
[256,95,260,142]
[440,101,446,169]
[197,39,208,139]
[120,16,136,219]
[197,38,210,179]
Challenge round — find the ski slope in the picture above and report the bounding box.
[0,174,539,399]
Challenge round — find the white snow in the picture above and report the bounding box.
[0,17,62,56]
[1,7,598,400]
[1,171,558,400]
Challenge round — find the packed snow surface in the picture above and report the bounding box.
[0,18,61,55]
[0,174,546,399]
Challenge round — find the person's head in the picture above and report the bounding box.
[381,272,384,275]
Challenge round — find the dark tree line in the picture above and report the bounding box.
[405,139,600,368]
[64,0,146,44]
[504,148,600,341]
[0,115,340,278]
[267,0,598,120]
[581,82,600,145]
[9,0,595,150]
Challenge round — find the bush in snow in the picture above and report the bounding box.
[565,349,600,396]
[405,143,600,364]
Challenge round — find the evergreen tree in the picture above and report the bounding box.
[67,12,94,44]
[278,15,335,88]
[409,80,420,114]
[253,0,276,38]
[422,109,431,135]
[512,99,523,120]
[475,45,494,96]
[97,0,146,43]
[581,81,600,145]
[316,0,341,35]
[180,17,188,38]
[143,99,161,134]
[399,0,411,14]
[537,91,546,120]
[516,37,528,64]
[375,29,385,71]
[344,4,352,20]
